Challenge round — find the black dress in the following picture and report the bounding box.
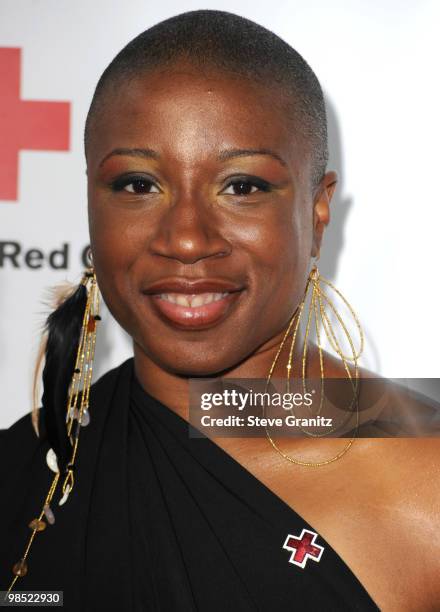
[0,359,380,611]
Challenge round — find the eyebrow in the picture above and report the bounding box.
[98,146,288,168]
[98,147,160,167]
[217,148,288,168]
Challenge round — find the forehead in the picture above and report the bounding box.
[88,66,306,174]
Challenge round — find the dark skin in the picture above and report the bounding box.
[86,61,440,611]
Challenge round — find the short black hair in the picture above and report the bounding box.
[84,9,328,187]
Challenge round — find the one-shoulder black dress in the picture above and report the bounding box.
[0,359,380,611]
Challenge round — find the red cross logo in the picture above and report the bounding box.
[283,529,324,569]
[0,47,70,201]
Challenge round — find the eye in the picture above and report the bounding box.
[221,176,272,196]
[110,175,160,194]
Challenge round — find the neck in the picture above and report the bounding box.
[132,324,326,420]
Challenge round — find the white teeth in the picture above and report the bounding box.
[176,294,190,307]
[192,294,212,307]
[158,292,228,307]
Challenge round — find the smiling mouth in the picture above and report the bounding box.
[144,290,244,329]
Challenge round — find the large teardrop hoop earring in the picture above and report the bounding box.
[263,259,365,467]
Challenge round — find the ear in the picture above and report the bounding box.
[311,171,338,258]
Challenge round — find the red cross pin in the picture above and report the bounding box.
[283,529,324,569]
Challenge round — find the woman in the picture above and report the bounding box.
[1,9,439,611]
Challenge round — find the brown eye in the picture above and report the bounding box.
[221,177,272,196]
[111,176,160,194]
[123,179,160,194]
[228,181,257,195]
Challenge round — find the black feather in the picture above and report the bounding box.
[41,283,87,474]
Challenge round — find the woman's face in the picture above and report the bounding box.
[87,63,334,375]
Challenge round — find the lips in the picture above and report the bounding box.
[142,277,245,329]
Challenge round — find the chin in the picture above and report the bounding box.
[168,355,237,378]
[144,343,244,378]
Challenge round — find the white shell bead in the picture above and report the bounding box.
[46,448,59,473]
[43,503,55,525]
[79,409,90,427]
[58,484,71,506]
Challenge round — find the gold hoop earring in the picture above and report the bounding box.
[263,263,364,467]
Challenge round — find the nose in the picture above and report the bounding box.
[148,192,231,265]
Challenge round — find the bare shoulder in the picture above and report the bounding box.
[284,347,440,608]
[221,346,440,608]
[338,352,440,521]
[367,437,440,606]
[376,436,440,506]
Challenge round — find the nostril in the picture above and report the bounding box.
[149,239,232,265]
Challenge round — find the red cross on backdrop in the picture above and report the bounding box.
[283,529,325,569]
[0,47,70,201]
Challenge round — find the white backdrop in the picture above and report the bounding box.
[0,0,439,428]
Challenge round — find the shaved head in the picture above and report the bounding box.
[84,9,328,187]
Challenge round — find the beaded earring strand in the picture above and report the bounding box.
[5,267,100,596]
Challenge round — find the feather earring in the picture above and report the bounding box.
[7,261,101,594]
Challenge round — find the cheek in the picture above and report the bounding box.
[242,200,312,296]
[88,201,142,321]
